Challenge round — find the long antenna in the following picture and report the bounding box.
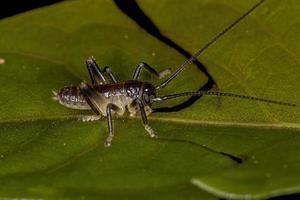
[153,91,298,108]
[155,0,266,90]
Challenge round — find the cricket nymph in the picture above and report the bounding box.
[54,81,156,117]
[53,0,298,147]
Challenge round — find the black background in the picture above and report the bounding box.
[0,0,63,19]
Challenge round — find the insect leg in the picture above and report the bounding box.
[103,67,118,83]
[79,82,106,115]
[86,57,107,85]
[105,103,120,147]
[80,83,120,147]
[136,100,157,138]
[132,62,170,80]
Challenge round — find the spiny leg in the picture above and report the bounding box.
[132,62,171,80]
[86,57,107,85]
[103,66,118,83]
[136,100,157,138]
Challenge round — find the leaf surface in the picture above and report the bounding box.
[0,0,299,199]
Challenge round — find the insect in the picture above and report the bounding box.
[53,0,298,147]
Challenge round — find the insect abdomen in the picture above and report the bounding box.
[54,86,90,110]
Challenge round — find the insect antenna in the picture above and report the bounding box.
[152,91,299,108]
[155,0,266,90]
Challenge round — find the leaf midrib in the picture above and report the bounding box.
[2,114,300,130]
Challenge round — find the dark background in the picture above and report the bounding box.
[0,0,299,200]
[0,0,63,19]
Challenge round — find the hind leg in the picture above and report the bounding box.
[86,57,107,85]
[79,82,119,147]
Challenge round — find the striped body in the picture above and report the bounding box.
[55,80,154,116]
[56,86,89,110]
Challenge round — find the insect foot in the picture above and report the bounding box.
[52,90,58,101]
[144,125,158,138]
[79,115,101,122]
[158,68,171,79]
[104,135,113,147]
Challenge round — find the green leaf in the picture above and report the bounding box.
[0,0,299,199]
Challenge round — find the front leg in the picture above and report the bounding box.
[136,100,157,138]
